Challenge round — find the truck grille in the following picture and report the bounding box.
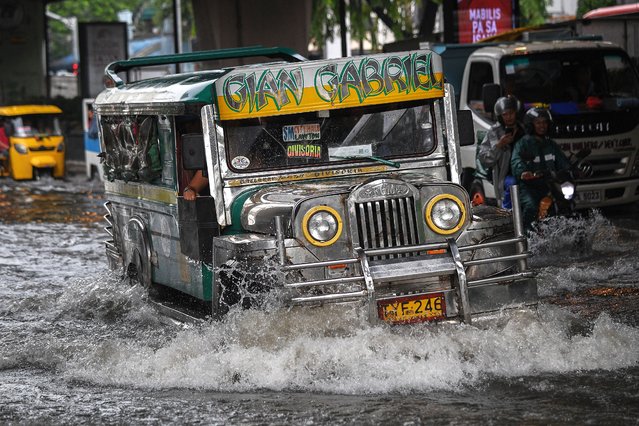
[584,154,629,180]
[354,196,420,259]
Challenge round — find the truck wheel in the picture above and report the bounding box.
[470,180,486,206]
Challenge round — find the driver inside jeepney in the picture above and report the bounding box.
[224,100,435,172]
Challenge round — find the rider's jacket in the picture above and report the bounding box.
[478,121,525,206]
[511,134,571,191]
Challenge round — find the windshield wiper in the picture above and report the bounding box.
[331,155,401,168]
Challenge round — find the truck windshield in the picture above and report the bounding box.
[500,49,639,111]
[223,100,436,172]
[10,115,62,137]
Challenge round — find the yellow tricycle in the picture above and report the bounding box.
[0,105,65,180]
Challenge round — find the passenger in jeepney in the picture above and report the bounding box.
[180,118,210,201]
[183,169,208,201]
[477,96,525,209]
[511,107,571,231]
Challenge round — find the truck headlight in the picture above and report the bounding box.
[303,206,343,246]
[14,143,28,154]
[425,194,466,235]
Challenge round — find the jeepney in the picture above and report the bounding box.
[94,47,537,324]
[0,105,65,180]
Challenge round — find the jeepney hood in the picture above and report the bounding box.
[240,172,440,233]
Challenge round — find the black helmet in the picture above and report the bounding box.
[493,96,520,125]
[524,107,553,135]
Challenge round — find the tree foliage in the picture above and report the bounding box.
[310,0,417,52]
[47,0,193,59]
[576,0,616,18]
[311,0,556,52]
[519,0,550,26]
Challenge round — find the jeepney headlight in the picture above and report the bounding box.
[14,143,28,154]
[56,142,64,152]
[425,194,466,235]
[303,206,343,246]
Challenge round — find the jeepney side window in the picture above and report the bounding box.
[467,61,494,120]
[175,116,207,195]
[100,115,163,183]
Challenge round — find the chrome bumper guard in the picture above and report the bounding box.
[278,186,536,324]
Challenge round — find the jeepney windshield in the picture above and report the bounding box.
[224,100,436,172]
[500,49,639,110]
[10,115,62,137]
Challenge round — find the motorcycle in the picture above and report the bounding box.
[525,148,592,220]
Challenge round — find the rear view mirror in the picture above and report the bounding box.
[457,110,475,146]
[182,133,206,170]
[482,83,502,118]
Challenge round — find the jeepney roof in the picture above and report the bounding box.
[0,105,62,116]
[472,40,621,58]
[94,69,230,114]
[215,49,444,120]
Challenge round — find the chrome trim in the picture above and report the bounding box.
[463,252,531,266]
[443,83,462,185]
[510,185,528,272]
[357,247,378,323]
[202,104,228,226]
[348,179,422,258]
[291,290,368,304]
[468,271,535,286]
[285,276,364,289]
[448,238,471,324]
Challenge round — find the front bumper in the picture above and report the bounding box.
[282,237,536,324]
[575,178,639,208]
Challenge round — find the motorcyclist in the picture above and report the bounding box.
[477,96,525,209]
[511,107,571,231]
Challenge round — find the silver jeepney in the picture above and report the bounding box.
[208,49,537,324]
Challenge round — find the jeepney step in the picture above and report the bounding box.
[368,256,456,282]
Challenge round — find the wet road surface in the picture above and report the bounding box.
[1,176,638,424]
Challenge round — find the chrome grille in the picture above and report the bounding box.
[583,154,629,180]
[354,196,419,259]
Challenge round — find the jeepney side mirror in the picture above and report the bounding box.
[182,133,206,170]
[482,83,501,119]
[457,110,474,146]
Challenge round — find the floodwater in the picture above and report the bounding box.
[1,176,638,424]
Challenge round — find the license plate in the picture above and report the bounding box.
[377,293,446,324]
[574,189,602,204]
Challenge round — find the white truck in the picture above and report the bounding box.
[409,39,639,208]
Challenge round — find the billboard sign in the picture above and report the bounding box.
[457,0,514,43]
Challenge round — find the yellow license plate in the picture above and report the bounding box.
[377,293,446,324]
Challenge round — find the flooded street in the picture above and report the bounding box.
[1,176,638,424]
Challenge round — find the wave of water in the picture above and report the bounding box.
[1,211,638,397]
